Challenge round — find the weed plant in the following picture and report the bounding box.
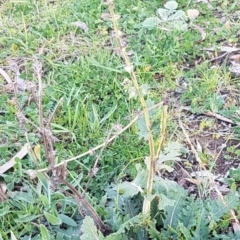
[0,0,240,239]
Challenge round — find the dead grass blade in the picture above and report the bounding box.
[0,143,29,174]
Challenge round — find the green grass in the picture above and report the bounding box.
[0,0,240,239]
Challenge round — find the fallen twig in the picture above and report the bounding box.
[0,144,29,174]
[177,105,238,125]
[0,67,13,84]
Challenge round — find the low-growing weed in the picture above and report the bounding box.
[0,0,240,239]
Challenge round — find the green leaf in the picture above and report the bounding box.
[58,214,78,227]
[40,194,49,207]
[44,211,62,225]
[105,234,128,240]
[0,205,10,217]
[164,1,178,10]
[37,172,50,193]
[117,181,143,198]
[158,194,176,210]
[158,142,182,163]
[136,99,156,141]
[157,8,169,21]
[142,17,161,29]
[39,224,51,240]
[177,222,192,239]
[117,164,148,198]
[168,10,186,21]
[80,216,104,240]
[100,104,117,125]
[15,214,41,223]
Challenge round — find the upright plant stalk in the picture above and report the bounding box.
[108,1,155,214]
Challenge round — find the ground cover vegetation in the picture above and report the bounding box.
[0,0,240,239]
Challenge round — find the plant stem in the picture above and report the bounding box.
[108,1,155,214]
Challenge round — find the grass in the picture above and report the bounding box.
[0,0,240,239]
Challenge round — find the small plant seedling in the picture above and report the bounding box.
[142,0,199,31]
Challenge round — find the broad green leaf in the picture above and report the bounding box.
[157,8,169,21]
[164,1,178,10]
[105,234,128,240]
[172,21,188,31]
[168,10,186,21]
[117,181,143,198]
[142,17,161,29]
[8,191,33,203]
[158,194,176,210]
[15,214,41,223]
[80,216,104,240]
[58,214,77,226]
[39,224,51,240]
[133,164,148,188]
[44,211,62,225]
[117,164,147,198]
[40,194,49,208]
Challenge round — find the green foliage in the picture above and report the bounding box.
[143,1,195,31]
[80,216,104,240]
[1,0,240,239]
[102,173,239,239]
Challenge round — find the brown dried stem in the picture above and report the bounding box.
[108,0,155,214]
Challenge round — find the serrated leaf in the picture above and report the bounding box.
[58,214,77,227]
[178,222,192,239]
[136,115,149,140]
[39,224,51,240]
[164,1,178,10]
[44,211,62,225]
[80,216,104,240]
[142,17,161,29]
[158,142,182,163]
